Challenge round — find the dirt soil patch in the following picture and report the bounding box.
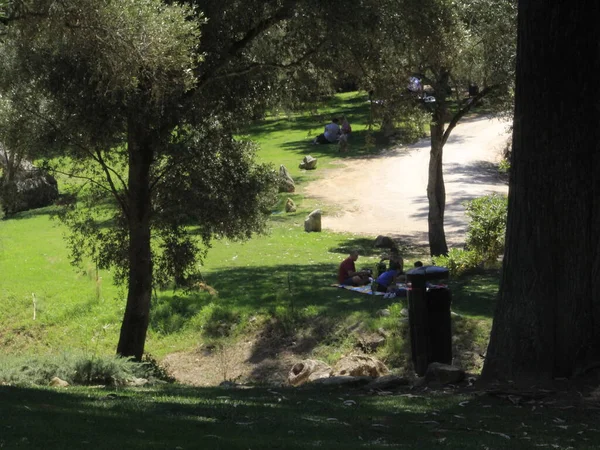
[162,336,299,387]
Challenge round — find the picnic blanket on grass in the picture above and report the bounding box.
[331,283,408,297]
[331,283,385,295]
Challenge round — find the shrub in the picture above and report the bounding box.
[498,158,510,174]
[72,355,134,385]
[465,194,508,262]
[140,354,176,383]
[0,353,170,386]
[433,248,482,278]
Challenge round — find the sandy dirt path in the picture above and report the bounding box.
[304,116,511,246]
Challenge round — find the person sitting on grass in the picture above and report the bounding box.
[341,116,352,135]
[338,250,371,286]
[378,247,404,274]
[375,268,401,293]
[338,116,352,152]
[313,118,341,145]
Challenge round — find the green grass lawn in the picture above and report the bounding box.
[245,92,400,184]
[0,91,496,369]
[0,90,527,450]
[2,383,598,450]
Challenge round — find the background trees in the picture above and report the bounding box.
[0,0,371,359]
[349,0,516,255]
[0,0,330,359]
[483,0,600,381]
[0,0,518,360]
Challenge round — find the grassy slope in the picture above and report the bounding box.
[0,91,495,364]
[0,207,124,353]
[0,91,530,449]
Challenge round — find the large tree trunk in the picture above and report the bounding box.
[427,105,449,257]
[482,0,600,381]
[116,119,155,360]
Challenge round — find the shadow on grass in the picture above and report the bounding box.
[328,237,381,257]
[146,262,383,337]
[279,129,395,161]
[150,293,207,335]
[246,95,372,135]
[3,382,600,450]
[1,204,62,221]
[448,268,500,318]
[204,263,384,318]
[328,237,418,257]
[246,315,337,366]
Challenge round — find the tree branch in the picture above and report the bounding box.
[89,149,129,195]
[200,39,325,86]
[196,2,296,90]
[49,167,112,194]
[12,98,130,214]
[94,149,130,218]
[441,84,500,147]
[449,74,463,104]
[149,167,168,193]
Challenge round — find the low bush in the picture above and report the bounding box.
[498,158,510,174]
[465,194,508,263]
[433,248,482,278]
[0,353,173,386]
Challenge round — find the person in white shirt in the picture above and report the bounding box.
[313,118,340,144]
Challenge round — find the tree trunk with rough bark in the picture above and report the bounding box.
[482,0,600,382]
[427,100,449,257]
[116,119,155,360]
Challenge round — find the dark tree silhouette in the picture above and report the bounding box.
[483,0,600,381]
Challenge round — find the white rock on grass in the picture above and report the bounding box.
[49,377,69,387]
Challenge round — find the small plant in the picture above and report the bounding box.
[213,341,241,383]
[464,194,508,263]
[0,353,143,386]
[498,158,510,174]
[271,305,299,336]
[363,132,376,153]
[433,248,482,278]
[72,355,130,385]
[141,354,176,383]
[376,303,411,369]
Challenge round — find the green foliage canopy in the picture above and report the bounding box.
[0,0,284,286]
[0,0,329,357]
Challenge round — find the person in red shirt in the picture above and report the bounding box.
[338,250,370,286]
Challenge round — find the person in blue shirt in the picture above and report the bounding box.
[375,269,400,293]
